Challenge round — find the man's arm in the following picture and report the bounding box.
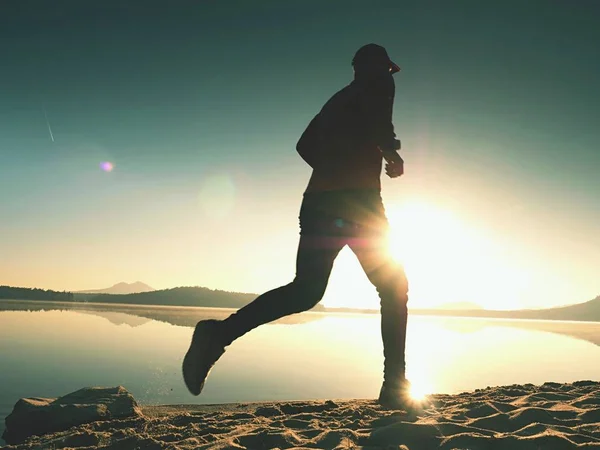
[355,74,404,178]
[356,74,400,152]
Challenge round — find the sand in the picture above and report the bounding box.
[3,380,600,449]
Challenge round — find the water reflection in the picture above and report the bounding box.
[2,299,599,347]
[2,301,600,402]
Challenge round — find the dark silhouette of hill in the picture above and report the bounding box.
[410,295,600,322]
[75,286,270,309]
[75,281,154,295]
[0,285,73,302]
[0,285,326,311]
[518,295,600,321]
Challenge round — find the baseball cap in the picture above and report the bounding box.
[352,43,401,74]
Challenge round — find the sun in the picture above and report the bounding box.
[320,199,525,311]
[385,200,522,310]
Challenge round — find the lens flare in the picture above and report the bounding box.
[100,161,114,172]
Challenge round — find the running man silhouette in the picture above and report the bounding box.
[183,44,410,408]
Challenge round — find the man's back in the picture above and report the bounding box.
[297,72,398,193]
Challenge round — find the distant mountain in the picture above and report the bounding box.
[75,282,154,295]
[76,286,327,311]
[74,286,262,309]
[514,295,600,322]
[411,295,600,322]
[2,284,261,310]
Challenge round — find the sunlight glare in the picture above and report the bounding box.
[409,379,432,401]
[386,200,524,310]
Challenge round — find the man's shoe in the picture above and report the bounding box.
[378,378,412,409]
[182,319,227,396]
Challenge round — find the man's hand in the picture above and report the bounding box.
[382,150,404,178]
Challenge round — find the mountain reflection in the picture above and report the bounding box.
[1,300,599,347]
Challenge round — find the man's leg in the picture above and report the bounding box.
[183,232,345,395]
[349,234,409,404]
[220,234,345,343]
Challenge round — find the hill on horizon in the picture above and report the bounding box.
[75,282,154,295]
[411,295,600,322]
[74,286,266,310]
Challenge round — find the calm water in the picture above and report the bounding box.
[1,300,600,441]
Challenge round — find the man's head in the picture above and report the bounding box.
[352,44,400,75]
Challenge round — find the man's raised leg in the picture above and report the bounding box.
[182,234,345,395]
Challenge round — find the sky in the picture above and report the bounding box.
[1,0,599,310]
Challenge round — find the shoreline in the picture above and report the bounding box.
[3,298,600,324]
[3,380,599,449]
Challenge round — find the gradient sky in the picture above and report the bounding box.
[1,1,599,309]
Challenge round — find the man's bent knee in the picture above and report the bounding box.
[288,277,328,313]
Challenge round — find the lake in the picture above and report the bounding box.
[1,299,600,443]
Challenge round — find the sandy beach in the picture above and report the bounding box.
[3,380,599,449]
